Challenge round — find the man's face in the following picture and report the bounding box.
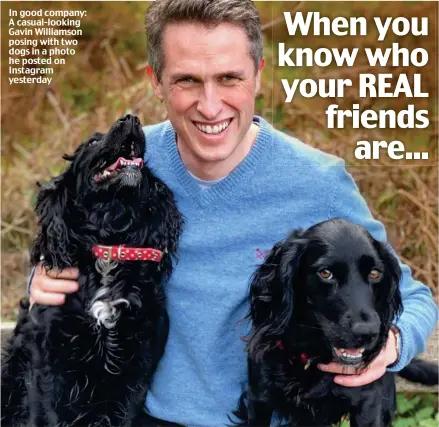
[149,22,264,178]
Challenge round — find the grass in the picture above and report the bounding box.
[339,393,438,427]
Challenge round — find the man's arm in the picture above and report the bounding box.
[328,160,438,371]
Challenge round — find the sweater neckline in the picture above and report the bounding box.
[165,116,272,206]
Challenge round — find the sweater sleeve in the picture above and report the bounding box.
[328,160,438,371]
[27,266,36,295]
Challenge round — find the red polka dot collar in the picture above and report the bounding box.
[92,244,164,262]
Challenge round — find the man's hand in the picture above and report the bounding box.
[29,263,80,306]
[317,329,399,387]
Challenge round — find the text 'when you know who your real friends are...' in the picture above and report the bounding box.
[278,12,432,161]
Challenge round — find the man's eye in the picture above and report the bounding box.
[318,269,333,280]
[221,75,238,83]
[177,77,195,84]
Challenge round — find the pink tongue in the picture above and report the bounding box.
[106,157,143,171]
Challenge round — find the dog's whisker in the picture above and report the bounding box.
[294,323,325,331]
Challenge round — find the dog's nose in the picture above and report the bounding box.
[121,114,133,122]
[343,309,380,343]
[351,320,380,341]
[120,115,140,126]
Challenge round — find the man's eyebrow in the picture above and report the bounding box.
[170,70,246,82]
[218,71,246,79]
[170,73,198,82]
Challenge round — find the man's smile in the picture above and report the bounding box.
[193,119,232,135]
[191,118,233,141]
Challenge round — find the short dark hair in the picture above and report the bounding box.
[145,0,263,80]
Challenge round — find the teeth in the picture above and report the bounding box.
[335,347,365,360]
[102,170,111,177]
[342,352,362,359]
[120,159,138,167]
[195,120,230,135]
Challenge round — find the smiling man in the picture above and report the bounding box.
[29,1,438,426]
[147,21,263,181]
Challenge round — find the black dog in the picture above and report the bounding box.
[237,219,437,427]
[1,115,183,427]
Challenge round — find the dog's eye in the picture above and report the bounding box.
[369,269,382,280]
[318,269,333,280]
[89,139,99,146]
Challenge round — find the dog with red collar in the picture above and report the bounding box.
[1,115,183,427]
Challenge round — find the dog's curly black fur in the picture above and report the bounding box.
[235,219,437,427]
[1,115,183,427]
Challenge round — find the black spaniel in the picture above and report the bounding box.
[1,115,183,427]
[236,219,437,427]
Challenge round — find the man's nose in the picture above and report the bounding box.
[196,83,222,119]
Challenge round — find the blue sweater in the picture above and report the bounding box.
[141,116,437,426]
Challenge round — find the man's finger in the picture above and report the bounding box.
[46,268,79,280]
[30,289,66,306]
[317,363,358,376]
[334,367,386,387]
[40,278,79,294]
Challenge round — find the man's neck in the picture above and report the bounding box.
[178,122,259,181]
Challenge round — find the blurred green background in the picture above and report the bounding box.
[1,2,437,425]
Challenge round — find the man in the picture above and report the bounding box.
[29,1,438,426]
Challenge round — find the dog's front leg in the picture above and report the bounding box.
[1,361,27,427]
[349,403,394,427]
[1,300,34,426]
[348,375,396,427]
[247,398,272,426]
[247,359,273,426]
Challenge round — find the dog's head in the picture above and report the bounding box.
[248,219,402,367]
[63,114,146,197]
[31,115,157,268]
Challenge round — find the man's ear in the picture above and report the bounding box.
[255,57,265,94]
[146,65,164,102]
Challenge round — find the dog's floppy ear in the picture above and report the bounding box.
[30,172,74,269]
[372,239,403,329]
[62,133,103,163]
[247,230,307,360]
